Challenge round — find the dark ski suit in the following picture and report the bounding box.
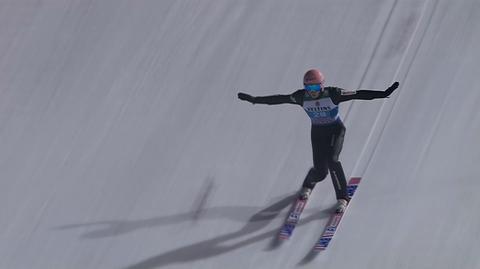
[248,86,394,200]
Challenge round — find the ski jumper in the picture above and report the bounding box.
[253,87,389,200]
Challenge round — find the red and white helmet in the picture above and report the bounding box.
[303,69,325,85]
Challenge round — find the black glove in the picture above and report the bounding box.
[238,92,256,104]
[385,82,399,97]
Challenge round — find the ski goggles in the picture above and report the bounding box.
[304,84,322,91]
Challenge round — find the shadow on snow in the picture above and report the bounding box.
[55,193,332,268]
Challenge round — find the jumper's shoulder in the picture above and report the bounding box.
[327,86,359,96]
[290,89,305,104]
[324,86,345,104]
[325,86,344,93]
[324,86,343,98]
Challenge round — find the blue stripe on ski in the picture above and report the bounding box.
[278,198,308,240]
[314,177,362,251]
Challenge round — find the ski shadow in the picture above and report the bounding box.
[54,193,296,239]
[123,201,332,269]
[54,205,261,239]
[55,193,332,269]
[266,202,336,251]
[298,248,322,266]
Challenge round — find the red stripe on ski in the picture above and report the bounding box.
[278,197,308,240]
[314,177,362,251]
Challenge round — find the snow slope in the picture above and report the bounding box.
[1,0,479,268]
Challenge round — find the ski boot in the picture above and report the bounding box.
[298,187,312,200]
[335,198,349,213]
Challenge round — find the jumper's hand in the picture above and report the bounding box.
[238,92,256,104]
[384,82,399,97]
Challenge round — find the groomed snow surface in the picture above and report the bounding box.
[1,1,480,268]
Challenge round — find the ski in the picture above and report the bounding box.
[278,196,309,240]
[313,177,362,251]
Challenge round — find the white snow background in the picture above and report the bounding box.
[1,0,480,268]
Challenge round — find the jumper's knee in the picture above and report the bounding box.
[302,167,328,188]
